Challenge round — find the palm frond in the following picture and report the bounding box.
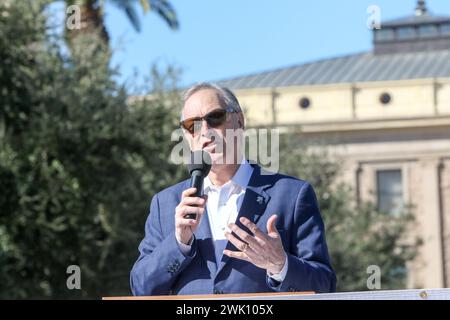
[148,0,179,30]
[109,0,142,32]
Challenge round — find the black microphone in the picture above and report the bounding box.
[185,150,212,220]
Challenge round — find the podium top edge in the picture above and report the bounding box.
[102,291,315,300]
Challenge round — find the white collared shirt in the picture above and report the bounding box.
[203,158,253,241]
[176,159,288,282]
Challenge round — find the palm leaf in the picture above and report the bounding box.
[110,0,142,32]
[148,0,179,30]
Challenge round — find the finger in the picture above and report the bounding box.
[228,223,260,248]
[178,210,204,226]
[191,209,204,225]
[266,215,279,236]
[239,217,268,241]
[177,218,197,227]
[181,187,197,199]
[223,250,249,261]
[224,231,254,254]
[177,206,204,219]
[182,196,206,207]
[188,215,203,228]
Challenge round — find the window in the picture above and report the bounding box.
[397,27,416,40]
[379,93,392,105]
[299,97,311,109]
[377,170,404,215]
[441,23,450,36]
[375,28,395,41]
[419,25,438,38]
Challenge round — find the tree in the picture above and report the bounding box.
[0,0,184,298]
[278,133,420,291]
[63,0,179,44]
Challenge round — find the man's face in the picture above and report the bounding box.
[182,89,243,167]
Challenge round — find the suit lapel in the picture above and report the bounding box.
[194,206,217,275]
[215,165,272,277]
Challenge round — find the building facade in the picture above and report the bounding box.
[218,1,450,288]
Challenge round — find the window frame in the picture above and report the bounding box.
[419,24,439,38]
[375,28,395,42]
[396,26,417,40]
[376,169,404,215]
[441,23,450,36]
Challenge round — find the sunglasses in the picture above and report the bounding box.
[180,107,236,135]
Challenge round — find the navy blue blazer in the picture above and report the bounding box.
[130,164,336,295]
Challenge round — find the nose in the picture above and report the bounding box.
[200,118,210,136]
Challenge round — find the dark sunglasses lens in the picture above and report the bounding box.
[206,110,226,127]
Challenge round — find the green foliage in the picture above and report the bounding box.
[0,0,184,298]
[279,134,420,291]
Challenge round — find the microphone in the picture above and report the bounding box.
[185,150,212,220]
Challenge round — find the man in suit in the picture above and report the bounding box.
[130,83,336,295]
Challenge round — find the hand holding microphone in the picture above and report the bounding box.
[175,150,211,245]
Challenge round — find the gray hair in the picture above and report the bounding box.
[182,82,242,114]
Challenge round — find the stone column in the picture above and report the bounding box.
[419,158,445,288]
[440,159,450,287]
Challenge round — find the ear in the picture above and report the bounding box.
[238,112,245,129]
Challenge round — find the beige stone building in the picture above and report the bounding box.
[217,1,450,289]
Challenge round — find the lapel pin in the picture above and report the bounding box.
[256,196,263,204]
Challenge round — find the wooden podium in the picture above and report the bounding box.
[103,291,314,300]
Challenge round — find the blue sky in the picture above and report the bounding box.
[103,0,450,87]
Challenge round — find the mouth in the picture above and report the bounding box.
[202,141,216,153]
[202,140,215,151]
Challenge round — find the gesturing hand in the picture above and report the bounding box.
[223,215,286,275]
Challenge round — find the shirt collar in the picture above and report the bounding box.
[203,158,253,192]
[231,158,253,189]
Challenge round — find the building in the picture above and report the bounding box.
[217,1,450,289]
